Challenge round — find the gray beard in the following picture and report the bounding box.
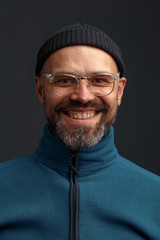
[46,99,118,150]
[54,117,108,150]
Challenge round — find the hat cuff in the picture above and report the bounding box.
[35,24,125,77]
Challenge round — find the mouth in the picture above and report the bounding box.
[61,108,101,126]
[64,110,98,120]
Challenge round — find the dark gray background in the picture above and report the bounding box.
[0,0,160,175]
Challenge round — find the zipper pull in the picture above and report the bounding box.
[69,151,79,176]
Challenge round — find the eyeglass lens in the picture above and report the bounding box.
[50,74,114,97]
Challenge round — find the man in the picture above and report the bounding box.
[0,23,160,240]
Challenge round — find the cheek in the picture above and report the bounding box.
[45,99,57,113]
[101,94,117,108]
[43,92,56,112]
[44,85,59,104]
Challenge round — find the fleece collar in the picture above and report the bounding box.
[36,124,118,176]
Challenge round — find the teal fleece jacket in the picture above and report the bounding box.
[0,124,160,239]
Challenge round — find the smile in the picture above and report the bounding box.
[61,108,102,126]
[67,111,97,119]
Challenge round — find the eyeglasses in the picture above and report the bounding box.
[40,72,120,97]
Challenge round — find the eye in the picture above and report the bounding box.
[90,75,113,86]
[57,78,71,83]
[53,75,77,87]
[93,78,106,83]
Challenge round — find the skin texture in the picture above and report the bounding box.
[35,45,126,150]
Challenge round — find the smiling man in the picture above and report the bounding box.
[0,23,160,240]
[35,45,125,150]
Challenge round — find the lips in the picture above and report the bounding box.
[61,108,102,126]
[67,111,97,119]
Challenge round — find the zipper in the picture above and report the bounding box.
[69,150,80,240]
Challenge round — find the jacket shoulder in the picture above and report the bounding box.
[116,155,160,184]
[0,153,36,171]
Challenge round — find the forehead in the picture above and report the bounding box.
[42,45,118,74]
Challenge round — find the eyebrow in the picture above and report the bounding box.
[50,71,112,76]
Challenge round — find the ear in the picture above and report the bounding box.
[35,76,45,104]
[117,77,127,106]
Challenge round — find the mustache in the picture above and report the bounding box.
[55,99,108,112]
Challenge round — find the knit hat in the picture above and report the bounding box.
[35,23,125,77]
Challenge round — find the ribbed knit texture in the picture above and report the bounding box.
[35,23,125,77]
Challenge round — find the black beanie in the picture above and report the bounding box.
[35,23,125,77]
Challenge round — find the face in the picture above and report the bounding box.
[35,45,126,150]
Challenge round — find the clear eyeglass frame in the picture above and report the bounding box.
[40,72,120,97]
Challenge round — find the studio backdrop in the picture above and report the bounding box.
[0,0,160,175]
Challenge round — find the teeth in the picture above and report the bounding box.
[68,111,97,119]
[83,113,87,119]
[78,113,81,119]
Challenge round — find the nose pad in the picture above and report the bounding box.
[70,79,95,103]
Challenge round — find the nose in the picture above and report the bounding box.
[70,78,95,103]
